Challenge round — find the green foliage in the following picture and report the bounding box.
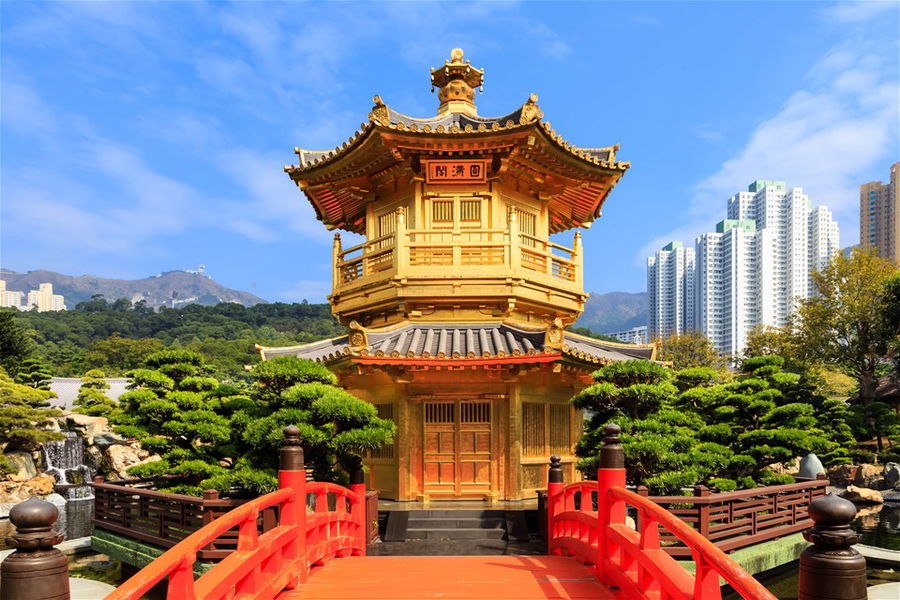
[0,310,34,375]
[569,327,627,344]
[0,368,64,450]
[659,331,728,370]
[14,358,53,391]
[14,301,343,378]
[573,355,854,493]
[116,350,395,496]
[74,369,117,416]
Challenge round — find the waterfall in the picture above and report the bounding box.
[43,431,94,501]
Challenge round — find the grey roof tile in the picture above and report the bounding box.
[259,322,655,365]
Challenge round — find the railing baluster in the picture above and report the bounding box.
[166,554,197,600]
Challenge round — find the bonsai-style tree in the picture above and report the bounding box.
[0,368,63,452]
[73,369,117,416]
[14,358,53,392]
[238,356,396,483]
[119,352,395,496]
[573,357,853,494]
[115,349,236,493]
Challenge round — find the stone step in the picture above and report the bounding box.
[406,509,506,518]
[407,517,505,529]
[406,527,507,540]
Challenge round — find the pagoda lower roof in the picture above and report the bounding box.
[257,322,655,366]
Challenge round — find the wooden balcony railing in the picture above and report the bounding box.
[331,207,583,293]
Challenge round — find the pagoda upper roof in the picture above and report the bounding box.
[285,50,629,235]
[257,321,655,367]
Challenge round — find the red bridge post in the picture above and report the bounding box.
[547,455,564,555]
[279,425,308,586]
[349,465,367,556]
[596,423,626,583]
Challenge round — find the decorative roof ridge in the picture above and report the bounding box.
[538,122,629,171]
[284,122,374,174]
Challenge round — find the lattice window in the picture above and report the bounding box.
[425,402,455,424]
[515,208,536,236]
[549,404,571,456]
[368,403,395,459]
[459,199,481,224]
[377,211,397,237]
[523,403,573,457]
[431,200,453,224]
[522,403,546,457]
[461,401,490,424]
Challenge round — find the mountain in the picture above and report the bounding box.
[0,268,266,309]
[575,291,647,334]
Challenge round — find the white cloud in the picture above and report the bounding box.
[822,0,897,23]
[640,35,899,263]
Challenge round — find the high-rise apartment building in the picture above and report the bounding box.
[648,181,840,356]
[19,282,67,312]
[860,162,899,264]
[0,280,25,310]
[647,241,695,340]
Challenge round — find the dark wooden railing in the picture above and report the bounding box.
[637,476,828,557]
[93,477,379,561]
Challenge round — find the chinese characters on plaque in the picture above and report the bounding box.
[424,160,488,184]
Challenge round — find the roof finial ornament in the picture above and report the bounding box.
[430,48,484,117]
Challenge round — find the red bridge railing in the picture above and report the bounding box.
[106,426,366,600]
[547,424,777,600]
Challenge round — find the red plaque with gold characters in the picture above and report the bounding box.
[424,159,488,184]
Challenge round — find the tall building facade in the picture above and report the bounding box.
[0,280,66,311]
[860,162,899,264]
[0,280,25,309]
[647,241,695,340]
[648,181,840,356]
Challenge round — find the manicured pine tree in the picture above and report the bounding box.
[14,358,53,392]
[73,369,117,416]
[0,368,64,456]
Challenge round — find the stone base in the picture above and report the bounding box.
[91,529,213,577]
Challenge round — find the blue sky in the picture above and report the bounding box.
[2,1,898,302]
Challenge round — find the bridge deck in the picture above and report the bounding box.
[276,556,622,599]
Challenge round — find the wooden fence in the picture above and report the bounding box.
[92,477,379,561]
[635,477,828,557]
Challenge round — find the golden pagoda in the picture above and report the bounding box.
[259,49,656,501]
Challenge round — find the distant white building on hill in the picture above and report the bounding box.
[0,280,66,311]
[605,326,649,345]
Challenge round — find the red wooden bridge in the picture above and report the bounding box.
[106,425,775,600]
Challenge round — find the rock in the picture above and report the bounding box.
[882,490,900,502]
[4,451,37,482]
[66,414,109,439]
[20,474,55,496]
[829,464,856,487]
[104,444,142,480]
[85,446,104,472]
[840,485,884,504]
[884,462,900,488]
[799,454,825,479]
[853,463,881,488]
[91,432,125,451]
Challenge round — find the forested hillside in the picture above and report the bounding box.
[11,298,341,378]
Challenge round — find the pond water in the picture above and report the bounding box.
[724,502,900,600]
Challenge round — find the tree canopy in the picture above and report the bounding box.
[573,358,852,494]
[115,351,395,495]
[13,300,343,378]
[658,331,727,370]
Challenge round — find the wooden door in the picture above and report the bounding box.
[423,400,493,497]
[423,401,457,496]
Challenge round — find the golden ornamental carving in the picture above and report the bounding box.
[519,93,543,124]
[348,320,368,351]
[544,317,565,350]
[368,95,390,126]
